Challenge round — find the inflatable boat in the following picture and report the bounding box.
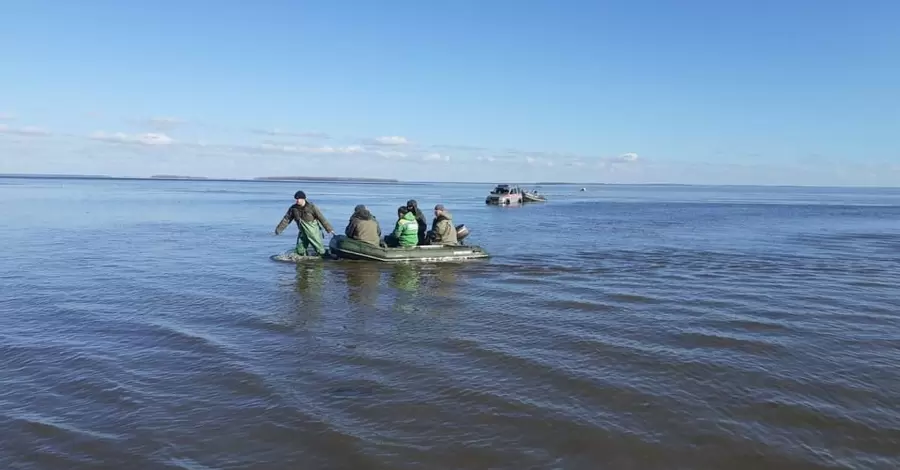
[328,235,489,262]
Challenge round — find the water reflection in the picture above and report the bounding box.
[286,261,326,325]
[390,263,421,293]
[432,262,462,298]
[342,262,382,308]
[294,262,325,297]
[390,264,422,314]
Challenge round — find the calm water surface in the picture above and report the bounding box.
[1,178,899,469]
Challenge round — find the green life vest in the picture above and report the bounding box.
[393,212,419,246]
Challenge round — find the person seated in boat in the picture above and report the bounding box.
[344,204,381,246]
[384,206,419,248]
[405,199,428,245]
[426,204,458,246]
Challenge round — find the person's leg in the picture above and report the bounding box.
[301,220,326,255]
[296,232,310,255]
[384,234,399,247]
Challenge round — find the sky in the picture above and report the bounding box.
[1,0,898,185]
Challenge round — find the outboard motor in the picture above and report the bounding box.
[455,224,470,242]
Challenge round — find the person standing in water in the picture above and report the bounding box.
[275,190,334,256]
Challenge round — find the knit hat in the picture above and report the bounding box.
[294,190,306,200]
[434,204,445,211]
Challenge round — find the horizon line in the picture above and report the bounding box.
[0,173,898,189]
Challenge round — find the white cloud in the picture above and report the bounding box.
[258,143,363,154]
[376,149,408,159]
[476,155,496,162]
[132,117,185,132]
[372,135,410,146]
[0,124,50,136]
[0,112,15,121]
[423,153,450,162]
[524,155,556,167]
[252,128,329,139]
[90,131,174,146]
[618,152,639,162]
[148,117,183,126]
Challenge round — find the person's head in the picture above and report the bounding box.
[293,190,307,206]
[353,204,368,217]
[434,204,445,217]
[398,206,409,218]
[406,199,418,211]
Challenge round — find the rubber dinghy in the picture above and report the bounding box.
[329,233,490,262]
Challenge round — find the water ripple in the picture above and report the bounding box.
[2,179,900,469]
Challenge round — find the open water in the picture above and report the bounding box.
[1,177,899,469]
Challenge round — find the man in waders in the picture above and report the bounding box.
[274,191,335,256]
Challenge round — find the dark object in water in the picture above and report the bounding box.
[329,235,489,262]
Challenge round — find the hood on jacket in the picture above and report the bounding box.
[401,211,416,221]
[435,210,452,221]
[352,204,374,220]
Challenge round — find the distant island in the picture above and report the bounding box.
[254,176,399,183]
[0,173,399,183]
[0,173,113,179]
[151,175,210,180]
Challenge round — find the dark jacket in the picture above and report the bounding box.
[430,211,458,245]
[275,201,334,234]
[345,209,382,246]
[411,207,427,244]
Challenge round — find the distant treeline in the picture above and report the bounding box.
[254,176,399,183]
[0,173,113,179]
[151,175,210,180]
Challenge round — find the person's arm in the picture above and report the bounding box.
[344,219,355,237]
[274,208,294,235]
[392,220,404,239]
[436,219,452,242]
[313,205,334,233]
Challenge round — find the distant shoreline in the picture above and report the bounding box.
[0,173,403,184]
[1,174,895,188]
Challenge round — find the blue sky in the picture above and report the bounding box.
[1,0,898,185]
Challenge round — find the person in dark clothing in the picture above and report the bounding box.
[406,199,428,245]
[275,190,334,256]
[344,204,381,246]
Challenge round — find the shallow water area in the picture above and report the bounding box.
[1,178,900,469]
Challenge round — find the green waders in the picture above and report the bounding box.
[296,219,327,256]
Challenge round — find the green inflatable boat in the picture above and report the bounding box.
[328,235,490,262]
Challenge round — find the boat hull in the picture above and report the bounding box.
[523,192,546,202]
[329,235,489,262]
